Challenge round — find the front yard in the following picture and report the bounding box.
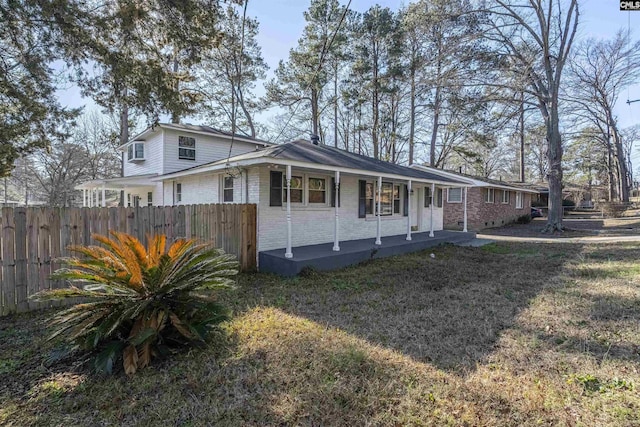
[1,241,639,426]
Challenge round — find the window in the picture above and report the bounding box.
[484,188,495,203]
[365,183,374,214]
[447,187,462,203]
[127,193,131,207]
[424,186,432,208]
[282,175,303,203]
[436,188,443,208]
[176,183,182,203]
[393,185,402,214]
[147,192,153,206]
[376,182,393,216]
[308,178,326,204]
[516,191,524,209]
[127,142,144,161]
[178,135,196,160]
[501,190,510,204]
[223,176,234,202]
[270,171,283,206]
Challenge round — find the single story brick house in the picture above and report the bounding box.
[77,124,475,274]
[411,166,539,231]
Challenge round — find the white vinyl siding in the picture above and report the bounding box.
[123,131,164,176]
[162,129,263,174]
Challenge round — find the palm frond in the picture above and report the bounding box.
[34,232,238,375]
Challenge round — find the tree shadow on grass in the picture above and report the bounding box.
[235,242,579,374]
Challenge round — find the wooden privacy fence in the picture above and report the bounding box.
[0,204,257,315]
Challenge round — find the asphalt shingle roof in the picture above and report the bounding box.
[170,139,468,184]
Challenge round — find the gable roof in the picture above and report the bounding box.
[156,140,470,186]
[119,123,272,149]
[411,164,539,194]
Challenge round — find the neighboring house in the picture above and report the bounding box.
[411,166,538,231]
[77,124,474,273]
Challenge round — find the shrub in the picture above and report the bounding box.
[516,214,532,224]
[32,232,238,375]
[562,199,576,208]
[599,202,628,218]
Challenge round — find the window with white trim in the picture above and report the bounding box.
[424,186,432,207]
[178,135,196,160]
[393,185,401,214]
[516,191,523,209]
[308,177,326,204]
[447,187,462,203]
[436,188,443,207]
[176,183,182,203]
[365,182,374,214]
[223,176,234,202]
[501,190,510,204]
[484,188,495,203]
[127,142,144,161]
[147,192,153,206]
[375,182,393,216]
[282,175,303,203]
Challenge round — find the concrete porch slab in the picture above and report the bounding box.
[259,230,476,276]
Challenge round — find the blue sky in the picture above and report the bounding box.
[57,1,640,166]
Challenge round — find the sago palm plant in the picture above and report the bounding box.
[32,232,238,375]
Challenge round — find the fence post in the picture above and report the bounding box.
[2,208,16,315]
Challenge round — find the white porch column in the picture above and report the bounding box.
[101,184,106,207]
[332,171,340,252]
[429,183,435,237]
[406,180,412,241]
[89,188,93,207]
[463,187,468,232]
[375,176,382,245]
[285,165,293,259]
[82,189,86,207]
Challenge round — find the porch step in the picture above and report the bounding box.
[259,230,476,276]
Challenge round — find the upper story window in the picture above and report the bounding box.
[127,142,145,162]
[178,135,196,160]
[447,187,462,203]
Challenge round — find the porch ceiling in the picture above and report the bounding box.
[75,174,158,190]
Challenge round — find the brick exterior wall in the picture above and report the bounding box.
[443,187,532,231]
[253,166,444,251]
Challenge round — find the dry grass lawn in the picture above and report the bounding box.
[0,241,639,426]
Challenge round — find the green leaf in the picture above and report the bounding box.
[94,341,125,374]
[129,327,157,346]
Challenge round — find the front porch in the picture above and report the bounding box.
[259,230,476,276]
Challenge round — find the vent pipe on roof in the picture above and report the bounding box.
[459,166,462,173]
[310,134,320,145]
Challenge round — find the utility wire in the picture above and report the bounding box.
[271,0,352,144]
